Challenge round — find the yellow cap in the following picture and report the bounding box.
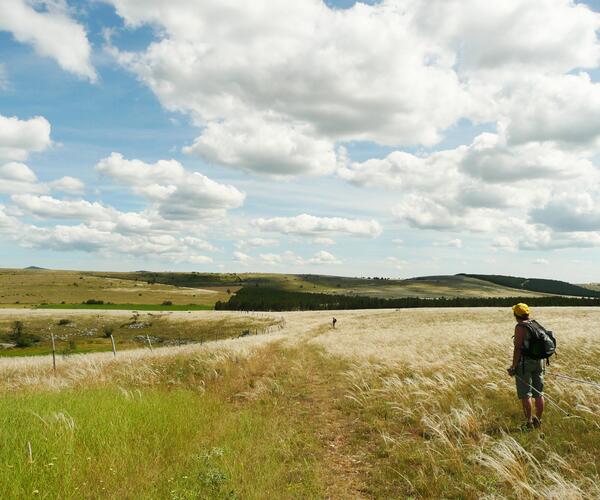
[512,303,530,316]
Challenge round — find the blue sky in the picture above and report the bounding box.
[1,0,600,281]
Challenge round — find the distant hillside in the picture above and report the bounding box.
[298,274,549,298]
[461,274,600,298]
[216,287,600,311]
[581,283,600,292]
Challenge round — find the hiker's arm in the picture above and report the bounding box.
[511,326,526,369]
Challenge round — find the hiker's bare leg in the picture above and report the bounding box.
[534,397,544,419]
[521,397,533,422]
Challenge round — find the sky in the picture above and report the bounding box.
[1,0,600,281]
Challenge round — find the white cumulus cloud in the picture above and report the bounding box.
[95,152,245,220]
[253,214,382,238]
[235,238,279,249]
[0,0,96,81]
[185,114,339,177]
[0,114,51,161]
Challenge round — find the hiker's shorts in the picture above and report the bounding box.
[515,358,545,399]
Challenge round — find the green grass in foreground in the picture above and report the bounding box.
[0,314,278,358]
[0,346,326,499]
[5,334,600,498]
[37,303,214,311]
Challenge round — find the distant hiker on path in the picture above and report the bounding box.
[507,303,556,430]
[332,317,337,329]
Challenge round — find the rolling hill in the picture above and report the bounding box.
[2,268,597,310]
[461,274,600,298]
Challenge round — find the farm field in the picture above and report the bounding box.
[0,269,553,313]
[297,274,552,298]
[0,269,234,308]
[2,307,600,498]
[0,309,280,357]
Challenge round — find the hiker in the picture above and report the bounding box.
[507,303,550,430]
[332,317,337,329]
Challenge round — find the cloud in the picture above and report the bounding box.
[312,237,335,246]
[49,176,85,195]
[501,73,600,147]
[0,0,96,81]
[459,133,592,183]
[532,258,549,265]
[530,192,600,232]
[259,251,300,266]
[233,251,251,264]
[184,255,213,265]
[95,152,245,220]
[109,0,470,149]
[259,250,340,266]
[11,194,112,220]
[344,127,600,250]
[253,214,382,238]
[393,195,499,232]
[0,162,45,194]
[107,0,600,164]
[433,239,463,248]
[386,257,408,270]
[308,250,341,265]
[235,238,279,249]
[343,131,590,190]
[0,162,36,182]
[0,159,229,265]
[184,114,339,177]
[0,204,22,234]
[15,220,217,264]
[413,0,600,78]
[0,114,51,161]
[181,236,216,253]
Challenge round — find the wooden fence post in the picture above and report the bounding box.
[110,334,117,357]
[50,332,57,375]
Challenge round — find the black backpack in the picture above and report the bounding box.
[521,320,557,364]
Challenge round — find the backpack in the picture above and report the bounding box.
[521,320,557,364]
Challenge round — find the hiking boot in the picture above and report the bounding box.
[521,421,534,431]
[532,416,542,429]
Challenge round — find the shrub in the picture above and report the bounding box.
[9,321,40,348]
[162,300,173,306]
[61,339,77,356]
[58,319,71,326]
[84,299,104,305]
[103,325,114,338]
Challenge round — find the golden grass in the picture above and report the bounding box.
[3,307,600,497]
[0,269,230,306]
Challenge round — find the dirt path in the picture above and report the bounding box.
[273,326,374,498]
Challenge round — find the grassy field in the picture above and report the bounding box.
[38,303,213,311]
[0,269,551,313]
[297,274,552,298]
[0,269,233,308]
[2,307,600,498]
[0,310,280,357]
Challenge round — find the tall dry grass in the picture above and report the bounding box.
[3,307,600,497]
[304,307,600,498]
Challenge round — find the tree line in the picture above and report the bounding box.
[215,287,600,312]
